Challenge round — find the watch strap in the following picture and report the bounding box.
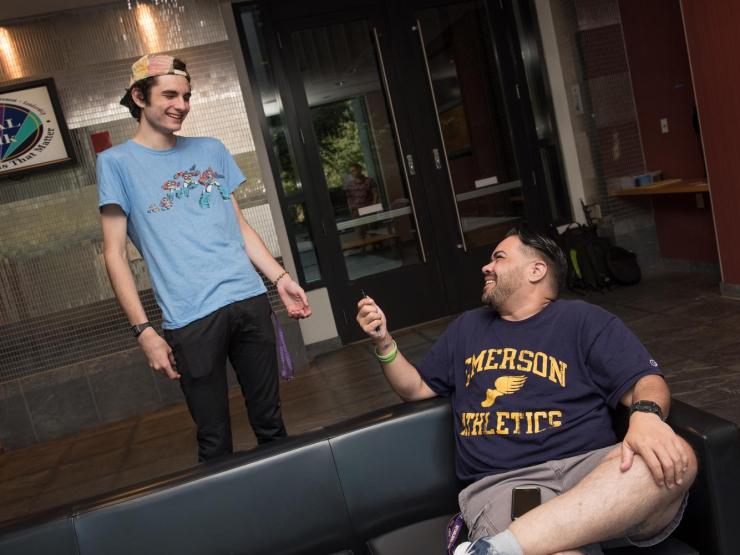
[131,322,152,338]
[629,400,665,421]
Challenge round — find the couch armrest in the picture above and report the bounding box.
[667,399,740,555]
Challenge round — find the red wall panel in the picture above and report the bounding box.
[577,23,644,179]
[682,0,740,283]
[653,194,717,262]
[620,0,705,179]
[618,0,715,263]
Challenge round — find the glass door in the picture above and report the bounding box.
[236,0,569,341]
[288,20,425,281]
[391,0,559,310]
[415,2,526,250]
[273,10,449,341]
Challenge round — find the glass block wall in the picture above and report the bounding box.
[0,0,281,384]
[548,0,649,222]
[570,0,648,221]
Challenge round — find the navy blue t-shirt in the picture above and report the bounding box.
[417,300,662,483]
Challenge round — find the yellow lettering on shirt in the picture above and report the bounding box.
[465,351,487,386]
[484,348,501,371]
[463,349,567,388]
[459,410,565,437]
[534,411,548,433]
[516,350,534,373]
[532,352,548,378]
[550,358,566,388]
[511,411,523,434]
[496,411,510,435]
[460,412,471,436]
[500,348,517,370]
[549,410,562,428]
[471,412,486,436]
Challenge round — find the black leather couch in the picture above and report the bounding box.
[0,398,738,554]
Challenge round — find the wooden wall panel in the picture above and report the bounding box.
[682,0,740,283]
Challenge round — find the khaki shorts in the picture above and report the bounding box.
[458,444,688,550]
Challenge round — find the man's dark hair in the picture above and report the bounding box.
[505,226,567,294]
[119,58,189,121]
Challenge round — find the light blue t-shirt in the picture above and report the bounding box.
[96,136,266,329]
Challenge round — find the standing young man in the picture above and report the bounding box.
[97,54,311,461]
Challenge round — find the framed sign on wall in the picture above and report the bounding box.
[0,78,76,178]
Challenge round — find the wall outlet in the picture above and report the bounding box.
[660,118,669,133]
[590,204,602,219]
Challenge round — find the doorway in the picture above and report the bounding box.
[235,0,569,342]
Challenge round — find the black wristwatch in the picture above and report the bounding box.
[131,322,152,338]
[629,400,665,421]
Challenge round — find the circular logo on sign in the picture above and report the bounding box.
[0,103,44,163]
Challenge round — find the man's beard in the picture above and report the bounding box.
[482,267,524,310]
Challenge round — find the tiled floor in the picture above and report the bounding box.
[1,268,739,526]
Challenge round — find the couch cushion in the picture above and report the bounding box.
[0,517,77,555]
[329,399,462,541]
[367,514,453,555]
[74,440,354,555]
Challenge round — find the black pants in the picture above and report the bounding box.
[164,295,287,461]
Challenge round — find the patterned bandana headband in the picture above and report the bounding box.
[128,54,189,86]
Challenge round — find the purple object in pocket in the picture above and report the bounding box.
[271,312,294,380]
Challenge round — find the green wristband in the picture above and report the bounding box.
[374,340,398,364]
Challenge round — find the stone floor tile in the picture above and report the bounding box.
[663,296,740,323]
[705,398,740,425]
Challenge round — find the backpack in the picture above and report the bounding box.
[558,224,612,291]
[559,224,641,291]
[606,246,641,285]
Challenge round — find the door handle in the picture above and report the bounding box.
[372,26,427,263]
[406,154,417,176]
[415,19,468,253]
[432,148,443,170]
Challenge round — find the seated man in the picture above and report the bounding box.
[356,227,696,555]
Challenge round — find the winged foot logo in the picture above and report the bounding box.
[481,375,528,407]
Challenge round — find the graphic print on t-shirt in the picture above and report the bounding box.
[459,347,567,438]
[480,375,528,407]
[146,164,228,213]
